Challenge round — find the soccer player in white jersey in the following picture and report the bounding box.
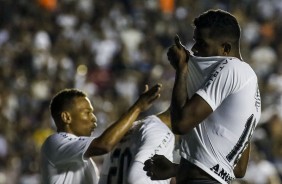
[99,109,175,184]
[144,9,261,184]
[40,84,162,184]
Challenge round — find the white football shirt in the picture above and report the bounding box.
[180,56,261,184]
[40,133,99,184]
[99,115,175,184]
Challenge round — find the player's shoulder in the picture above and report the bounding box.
[41,133,58,153]
[217,57,239,68]
[219,57,255,75]
[139,115,171,135]
[42,133,59,144]
[142,115,165,127]
[42,133,78,147]
[50,132,77,140]
[143,115,160,121]
[224,57,251,69]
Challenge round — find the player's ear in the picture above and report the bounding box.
[222,42,231,55]
[61,111,71,125]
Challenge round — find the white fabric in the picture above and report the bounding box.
[40,133,99,184]
[186,55,224,98]
[99,115,175,184]
[180,56,261,184]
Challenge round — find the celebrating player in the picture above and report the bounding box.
[144,9,261,184]
[40,84,161,184]
[99,108,175,184]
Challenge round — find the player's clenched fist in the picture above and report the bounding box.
[167,35,190,70]
[143,154,177,180]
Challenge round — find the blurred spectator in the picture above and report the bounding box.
[250,41,277,81]
[38,0,57,12]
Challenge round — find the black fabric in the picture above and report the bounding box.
[178,179,221,184]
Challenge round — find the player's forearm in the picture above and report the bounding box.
[234,144,250,178]
[171,70,188,134]
[102,104,141,144]
[90,105,141,155]
[86,84,162,156]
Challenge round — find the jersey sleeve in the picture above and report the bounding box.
[196,58,248,111]
[43,133,95,166]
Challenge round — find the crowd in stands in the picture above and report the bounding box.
[0,0,282,183]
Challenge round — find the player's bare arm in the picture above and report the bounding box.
[85,84,162,157]
[172,94,213,134]
[167,36,189,109]
[233,143,250,178]
[168,36,213,135]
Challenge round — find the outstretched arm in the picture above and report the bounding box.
[85,84,162,157]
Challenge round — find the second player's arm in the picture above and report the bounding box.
[85,84,162,157]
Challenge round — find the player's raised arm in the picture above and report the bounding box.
[168,36,212,135]
[85,83,162,156]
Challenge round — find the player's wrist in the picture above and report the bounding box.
[130,102,143,114]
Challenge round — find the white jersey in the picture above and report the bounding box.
[99,115,175,184]
[40,133,99,184]
[180,56,261,184]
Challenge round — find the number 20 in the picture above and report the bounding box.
[107,147,132,184]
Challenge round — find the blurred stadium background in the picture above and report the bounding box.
[0,0,282,183]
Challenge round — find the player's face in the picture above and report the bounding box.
[191,28,223,57]
[68,97,97,136]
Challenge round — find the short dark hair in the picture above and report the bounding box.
[193,9,241,42]
[50,88,87,122]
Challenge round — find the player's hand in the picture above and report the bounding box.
[134,84,162,112]
[143,154,176,180]
[167,35,190,71]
